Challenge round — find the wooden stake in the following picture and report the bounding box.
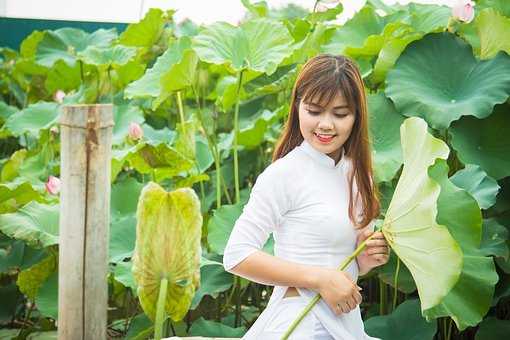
[57,104,114,339]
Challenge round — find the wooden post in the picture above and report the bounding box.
[58,104,114,340]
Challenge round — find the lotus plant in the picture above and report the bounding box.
[128,122,144,141]
[452,0,476,23]
[132,182,203,340]
[283,117,463,339]
[45,176,61,195]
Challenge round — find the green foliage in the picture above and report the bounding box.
[1,0,509,338]
[132,182,202,322]
[365,299,437,340]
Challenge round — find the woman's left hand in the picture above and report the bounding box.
[355,229,390,275]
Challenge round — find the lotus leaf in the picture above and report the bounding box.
[132,182,202,322]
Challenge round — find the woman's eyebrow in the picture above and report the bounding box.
[305,102,349,109]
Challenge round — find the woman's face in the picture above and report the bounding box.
[298,91,356,163]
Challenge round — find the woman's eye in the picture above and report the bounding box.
[335,113,348,118]
[307,110,320,115]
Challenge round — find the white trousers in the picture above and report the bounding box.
[257,295,334,340]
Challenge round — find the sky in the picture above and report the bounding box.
[1,0,455,24]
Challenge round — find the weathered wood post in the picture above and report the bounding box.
[58,104,114,339]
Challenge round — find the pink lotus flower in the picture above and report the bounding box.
[45,176,61,195]
[128,122,143,140]
[53,90,66,104]
[452,0,475,23]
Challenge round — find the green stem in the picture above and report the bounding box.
[176,91,186,134]
[379,279,387,315]
[154,278,168,340]
[233,70,244,204]
[191,85,223,209]
[392,256,400,311]
[445,318,452,340]
[281,234,377,340]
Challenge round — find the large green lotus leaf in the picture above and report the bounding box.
[0,239,24,273]
[321,6,385,56]
[192,18,294,75]
[1,149,27,182]
[35,271,58,320]
[111,143,145,182]
[188,317,246,338]
[109,177,143,262]
[243,64,297,99]
[132,182,202,322]
[238,109,279,149]
[190,261,234,309]
[111,59,146,89]
[364,299,437,340]
[422,160,499,330]
[450,165,500,210]
[0,101,17,124]
[78,45,137,68]
[124,37,197,109]
[112,103,145,145]
[241,0,268,18]
[449,105,510,180]
[0,179,43,214]
[286,22,336,64]
[475,316,510,340]
[127,143,194,182]
[36,28,117,67]
[370,23,422,84]
[305,3,343,24]
[20,30,44,58]
[195,135,214,173]
[16,252,56,299]
[44,60,81,94]
[207,202,244,255]
[476,8,510,60]
[173,119,197,162]
[404,3,450,33]
[480,218,509,260]
[0,201,59,248]
[118,8,169,48]
[141,124,176,145]
[385,32,510,130]
[113,261,138,294]
[125,313,154,340]
[478,0,510,17]
[382,117,462,311]
[367,93,405,183]
[4,102,61,137]
[17,144,54,189]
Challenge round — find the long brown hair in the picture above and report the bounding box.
[272,54,380,229]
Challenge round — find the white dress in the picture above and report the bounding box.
[223,139,380,340]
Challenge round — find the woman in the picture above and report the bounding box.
[223,54,390,340]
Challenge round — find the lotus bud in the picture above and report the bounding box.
[45,176,61,195]
[452,0,475,23]
[53,90,66,104]
[128,122,143,140]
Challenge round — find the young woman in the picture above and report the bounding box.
[223,54,390,340]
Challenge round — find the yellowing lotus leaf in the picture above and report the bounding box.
[383,117,463,311]
[132,182,202,322]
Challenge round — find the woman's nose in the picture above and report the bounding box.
[317,115,334,129]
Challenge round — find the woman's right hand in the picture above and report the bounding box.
[313,267,362,315]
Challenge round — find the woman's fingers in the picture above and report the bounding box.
[366,239,387,247]
[367,246,390,255]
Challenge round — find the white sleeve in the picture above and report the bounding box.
[222,163,290,272]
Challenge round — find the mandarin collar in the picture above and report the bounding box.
[299,139,346,170]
